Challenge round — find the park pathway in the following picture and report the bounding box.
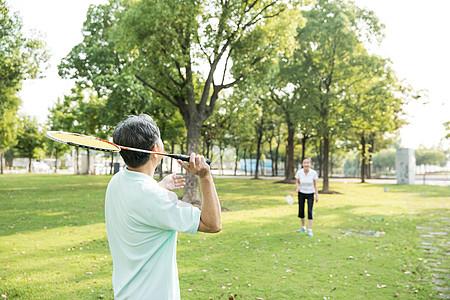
[417,214,450,298]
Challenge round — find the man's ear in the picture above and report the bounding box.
[152,142,162,158]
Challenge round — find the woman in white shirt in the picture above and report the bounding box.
[295,157,319,236]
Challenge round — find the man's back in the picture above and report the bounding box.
[105,168,200,299]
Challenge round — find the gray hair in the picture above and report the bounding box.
[113,114,160,168]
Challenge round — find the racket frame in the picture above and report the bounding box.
[47,131,121,152]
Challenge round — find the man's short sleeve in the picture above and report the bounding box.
[152,190,201,235]
[313,170,319,180]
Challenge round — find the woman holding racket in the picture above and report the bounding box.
[104,114,221,299]
[295,157,319,237]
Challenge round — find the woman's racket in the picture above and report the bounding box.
[46,131,211,165]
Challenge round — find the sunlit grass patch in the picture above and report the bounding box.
[1,174,448,299]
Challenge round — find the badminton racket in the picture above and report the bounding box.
[46,131,211,165]
[285,194,294,205]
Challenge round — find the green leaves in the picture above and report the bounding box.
[15,115,46,165]
[1,1,48,173]
[0,1,49,86]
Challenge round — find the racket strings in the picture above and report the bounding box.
[48,132,119,152]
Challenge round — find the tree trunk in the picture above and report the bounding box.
[301,136,307,162]
[234,145,239,176]
[170,143,175,173]
[275,141,279,176]
[0,149,3,175]
[206,140,211,161]
[260,159,264,176]
[87,149,90,175]
[28,157,32,173]
[254,144,261,179]
[268,137,274,176]
[330,151,333,177]
[110,152,114,175]
[76,147,80,175]
[318,140,323,178]
[54,149,59,173]
[322,136,330,191]
[220,147,224,175]
[159,158,163,179]
[209,145,214,165]
[360,135,366,183]
[244,148,247,176]
[254,118,264,179]
[285,125,295,180]
[368,134,375,179]
[182,121,202,205]
[250,152,253,176]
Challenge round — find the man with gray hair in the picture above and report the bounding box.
[105,114,221,299]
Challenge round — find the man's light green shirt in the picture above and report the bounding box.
[105,168,201,299]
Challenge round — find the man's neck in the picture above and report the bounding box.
[127,162,156,177]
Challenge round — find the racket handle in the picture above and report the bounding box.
[167,154,211,165]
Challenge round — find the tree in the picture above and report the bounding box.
[47,95,78,173]
[1,1,48,91]
[15,115,45,172]
[1,0,48,173]
[226,95,257,176]
[346,57,407,183]
[201,97,235,174]
[291,0,384,191]
[58,0,144,130]
[415,147,447,184]
[60,0,309,202]
[237,7,302,181]
[263,114,284,176]
[0,92,19,174]
[270,81,310,181]
[109,0,304,203]
[372,148,396,176]
[59,0,192,176]
[415,148,446,169]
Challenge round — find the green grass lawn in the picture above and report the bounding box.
[1,174,449,299]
